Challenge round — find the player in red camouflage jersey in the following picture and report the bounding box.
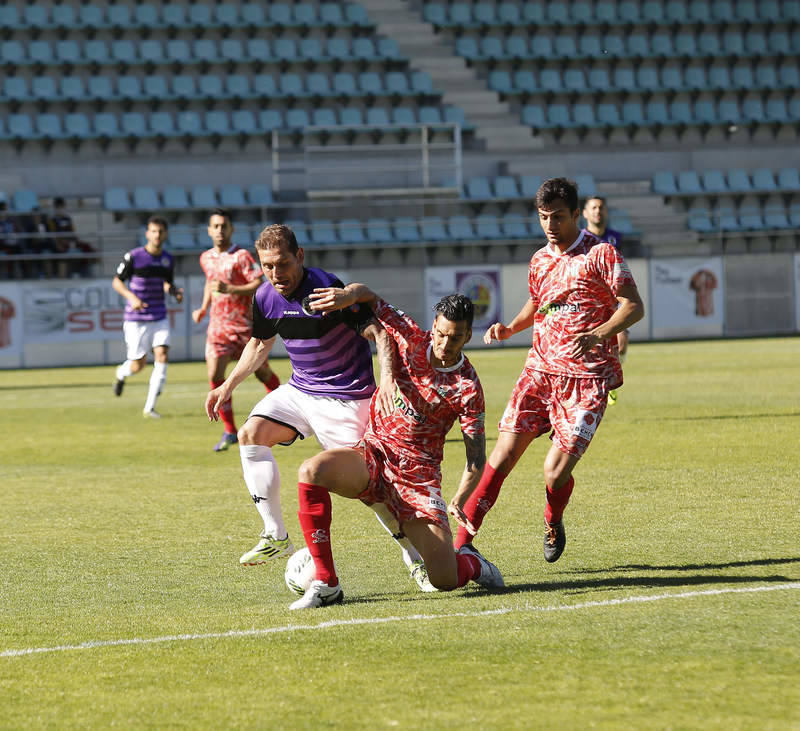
[192,209,279,451]
[285,287,504,609]
[454,177,644,563]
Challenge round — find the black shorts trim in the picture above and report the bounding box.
[252,415,304,446]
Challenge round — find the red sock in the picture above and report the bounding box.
[211,380,236,434]
[263,372,280,393]
[544,476,575,525]
[297,482,337,586]
[455,552,480,588]
[454,464,508,549]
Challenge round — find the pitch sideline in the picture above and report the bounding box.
[3,582,799,658]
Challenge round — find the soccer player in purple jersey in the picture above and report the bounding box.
[205,224,432,589]
[112,215,184,418]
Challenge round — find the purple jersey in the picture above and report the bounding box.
[600,227,623,250]
[251,267,376,400]
[115,246,176,322]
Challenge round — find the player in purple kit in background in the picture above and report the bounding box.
[112,215,184,418]
[582,196,628,404]
[205,224,432,589]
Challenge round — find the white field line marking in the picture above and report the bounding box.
[3,582,798,658]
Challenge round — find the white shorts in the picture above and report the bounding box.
[123,319,171,360]
[248,383,371,449]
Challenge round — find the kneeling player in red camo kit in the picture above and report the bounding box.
[288,287,504,609]
[454,177,644,563]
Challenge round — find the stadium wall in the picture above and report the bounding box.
[0,254,797,369]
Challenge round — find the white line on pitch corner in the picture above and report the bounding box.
[3,582,799,658]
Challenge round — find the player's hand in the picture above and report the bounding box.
[375,376,395,417]
[173,287,184,303]
[483,322,511,344]
[571,331,603,357]
[307,287,354,313]
[129,295,146,311]
[205,386,231,421]
[447,502,476,534]
[210,280,229,295]
[191,308,206,323]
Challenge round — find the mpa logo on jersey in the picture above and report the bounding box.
[310,529,330,544]
[572,410,599,441]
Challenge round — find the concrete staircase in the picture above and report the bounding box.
[358,0,540,168]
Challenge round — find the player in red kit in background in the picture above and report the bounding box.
[455,177,644,563]
[192,209,279,451]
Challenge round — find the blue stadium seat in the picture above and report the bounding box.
[0,4,20,28]
[653,171,679,195]
[193,39,217,64]
[763,205,789,229]
[274,38,298,62]
[219,183,247,208]
[521,105,547,129]
[319,3,345,27]
[669,100,694,126]
[466,177,493,199]
[110,39,137,65]
[475,214,503,239]
[365,218,393,243]
[165,39,191,65]
[293,4,318,27]
[56,40,81,65]
[59,76,87,102]
[489,71,513,94]
[627,33,651,58]
[247,183,274,206]
[36,113,64,140]
[711,0,734,21]
[299,38,324,62]
[117,75,145,101]
[564,69,589,93]
[447,215,475,240]
[1,41,25,65]
[702,170,728,193]
[286,108,310,129]
[170,75,196,100]
[104,187,131,211]
[339,107,364,127]
[231,110,257,135]
[191,185,218,208]
[597,103,622,127]
[677,171,703,194]
[765,99,789,124]
[311,220,338,246]
[150,111,176,137]
[717,204,741,230]
[520,175,543,198]
[231,225,254,248]
[338,219,366,244]
[411,71,434,95]
[215,3,240,28]
[198,75,224,99]
[64,113,91,140]
[312,108,337,127]
[135,4,160,28]
[420,217,448,242]
[12,189,39,212]
[279,73,304,99]
[392,107,416,127]
[726,169,752,192]
[751,168,778,191]
[480,36,505,60]
[502,213,529,238]
[175,111,202,137]
[169,224,198,250]
[3,77,29,102]
[221,39,245,63]
[252,74,277,98]
[392,217,420,242]
[418,106,442,125]
[121,112,148,138]
[205,111,231,137]
[258,109,283,131]
[377,37,401,60]
[738,205,766,231]
[142,74,171,101]
[29,40,55,65]
[269,3,292,25]
[162,185,191,209]
[529,36,554,58]
[225,74,251,100]
[687,207,715,233]
[622,101,646,127]
[307,72,331,98]
[246,38,271,63]
[162,4,187,27]
[574,174,597,198]
[456,37,479,60]
[325,37,350,60]
[346,4,372,27]
[707,66,732,90]
[133,186,160,210]
[359,72,384,96]
[776,168,800,191]
[661,66,685,91]
[494,176,520,198]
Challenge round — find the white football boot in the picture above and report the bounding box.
[289,580,344,610]
[457,544,505,589]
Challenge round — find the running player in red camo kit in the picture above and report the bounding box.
[454,177,644,563]
[286,288,504,609]
[192,209,279,452]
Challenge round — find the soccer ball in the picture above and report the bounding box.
[284,547,316,596]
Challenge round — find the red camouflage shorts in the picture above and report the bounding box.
[499,367,610,458]
[356,439,450,531]
[205,329,250,360]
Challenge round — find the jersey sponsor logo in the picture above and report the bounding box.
[310,528,329,544]
[538,301,582,316]
[283,309,301,315]
[428,496,447,511]
[572,410,599,441]
[393,389,427,424]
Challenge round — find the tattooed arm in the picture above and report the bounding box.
[447,431,487,532]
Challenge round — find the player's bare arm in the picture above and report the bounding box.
[210,277,262,297]
[192,279,212,322]
[447,431,486,533]
[571,284,644,357]
[205,336,275,420]
[112,276,146,310]
[483,298,537,344]
[163,281,184,303]
[307,283,378,313]
[361,319,396,417]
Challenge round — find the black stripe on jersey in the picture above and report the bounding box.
[253,301,374,341]
[131,265,173,280]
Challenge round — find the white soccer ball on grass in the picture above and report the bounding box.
[284,547,316,596]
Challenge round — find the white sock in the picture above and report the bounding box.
[144,361,167,412]
[239,444,286,539]
[116,360,133,380]
[370,503,422,568]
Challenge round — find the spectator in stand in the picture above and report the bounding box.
[21,208,53,279]
[0,201,22,280]
[48,197,96,278]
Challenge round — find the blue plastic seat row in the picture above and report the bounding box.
[688,202,800,234]
[653,167,800,196]
[284,213,543,246]
[488,64,800,97]
[454,28,800,64]
[0,106,473,143]
[464,174,597,200]
[0,36,404,69]
[424,0,795,29]
[0,70,435,107]
[0,3,372,32]
[521,96,800,132]
[105,183,275,213]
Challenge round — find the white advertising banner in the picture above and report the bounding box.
[650,257,724,339]
[424,266,501,341]
[795,253,800,331]
[0,283,24,367]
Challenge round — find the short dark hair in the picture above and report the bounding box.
[210,208,231,223]
[147,215,169,230]
[434,293,474,328]
[535,177,579,213]
[53,196,65,208]
[582,195,607,208]
[254,223,299,254]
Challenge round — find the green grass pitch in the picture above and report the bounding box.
[1,337,798,728]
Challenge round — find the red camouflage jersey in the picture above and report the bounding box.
[365,299,485,466]
[199,244,262,345]
[527,230,636,382]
